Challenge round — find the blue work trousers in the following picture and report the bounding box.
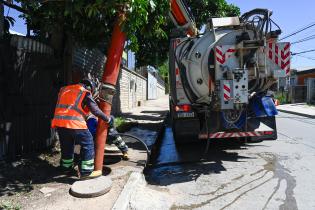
[57,128,94,175]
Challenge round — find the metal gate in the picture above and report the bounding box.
[307,78,315,105]
[147,71,157,100]
[0,36,62,160]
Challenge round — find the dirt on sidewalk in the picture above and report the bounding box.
[0,95,169,210]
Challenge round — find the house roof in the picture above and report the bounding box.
[296,68,315,75]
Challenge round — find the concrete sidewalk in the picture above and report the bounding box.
[3,95,169,210]
[277,103,315,118]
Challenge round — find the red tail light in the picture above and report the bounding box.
[264,131,273,135]
[175,104,191,112]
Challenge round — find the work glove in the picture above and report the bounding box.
[107,115,115,128]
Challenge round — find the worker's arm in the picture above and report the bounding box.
[83,93,110,123]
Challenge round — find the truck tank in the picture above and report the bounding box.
[170,9,290,143]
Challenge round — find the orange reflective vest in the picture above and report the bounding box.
[51,84,90,129]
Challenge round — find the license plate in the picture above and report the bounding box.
[177,112,195,118]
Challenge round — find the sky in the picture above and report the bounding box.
[226,0,315,69]
[4,1,315,69]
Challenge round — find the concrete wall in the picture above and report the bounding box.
[112,67,147,114]
[157,82,165,98]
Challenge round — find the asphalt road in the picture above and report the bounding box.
[128,112,315,210]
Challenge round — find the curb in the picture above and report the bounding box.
[111,112,168,210]
[112,172,144,210]
[277,109,315,119]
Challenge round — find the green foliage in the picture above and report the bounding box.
[135,0,240,67]
[114,117,137,132]
[158,60,169,79]
[16,0,169,50]
[114,116,127,128]
[275,92,288,104]
[186,0,240,29]
[0,201,21,210]
[14,0,239,66]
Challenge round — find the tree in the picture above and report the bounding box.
[2,0,239,67]
[135,0,240,68]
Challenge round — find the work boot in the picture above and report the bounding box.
[122,151,129,160]
[80,170,102,180]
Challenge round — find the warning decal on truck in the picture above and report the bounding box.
[267,42,291,76]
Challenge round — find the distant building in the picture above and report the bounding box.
[278,69,297,91]
[295,68,315,85]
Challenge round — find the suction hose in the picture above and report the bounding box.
[117,133,151,166]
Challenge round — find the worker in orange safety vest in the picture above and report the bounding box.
[51,79,113,179]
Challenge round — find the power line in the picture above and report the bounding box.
[279,22,315,41]
[291,34,315,45]
[291,49,315,56]
[295,54,315,61]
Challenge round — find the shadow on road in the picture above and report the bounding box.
[145,126,259,186]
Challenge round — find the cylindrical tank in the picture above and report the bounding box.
[176,27,274,105]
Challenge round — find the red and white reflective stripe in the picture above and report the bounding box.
[281,43,290,75]
[268,42,291,75]
[216,46,225,64]
[215,46,236,64]
[223,82,231,101]
[199,131,264,139]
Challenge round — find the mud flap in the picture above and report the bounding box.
[172,118,200,144]
[247,116,277,142]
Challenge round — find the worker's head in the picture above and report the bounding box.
[80,78,96,94]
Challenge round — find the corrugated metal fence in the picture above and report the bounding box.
[288,85,307,103]
[73,47,106,80]
[0,35,63,160]
[0,37,165,160]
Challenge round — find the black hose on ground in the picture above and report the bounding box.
[203,113,211,157]
[117,133,151,167]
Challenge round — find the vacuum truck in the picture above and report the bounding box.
[169,1,290,143]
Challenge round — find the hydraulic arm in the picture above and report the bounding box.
[170,0,198,36]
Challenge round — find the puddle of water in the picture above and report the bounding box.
[169,153,298,210]
[259,153,298,210]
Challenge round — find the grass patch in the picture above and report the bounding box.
[0,201,21,210]
[114,117,127,128]
[274,92,288,104]
[114,117,138,132]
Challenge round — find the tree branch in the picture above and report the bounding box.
[0,0,26,13]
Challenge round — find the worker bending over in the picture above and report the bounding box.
[51,79,113,179]
[86,114,129,160]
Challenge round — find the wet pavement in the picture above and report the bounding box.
[128,112,315,210]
